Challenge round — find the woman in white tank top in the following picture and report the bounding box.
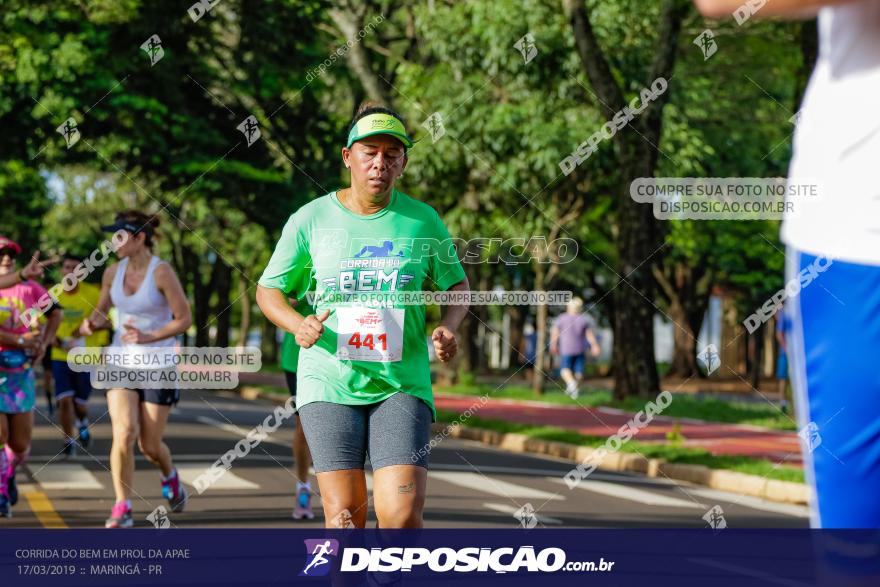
[81,210,192,528]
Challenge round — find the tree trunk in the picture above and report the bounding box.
[328,4,392,104]
[654,262,711,378]
[532,264,548,394]
[167,230,190,345]
[212,259,232,347]
[749,322,764,390]
[565,0,687,399]
[667,301,697,376]
[507,305,525,373]
[183,245,212,347]
[237,277,251,348]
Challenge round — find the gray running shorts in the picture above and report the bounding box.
[298,392,432,473]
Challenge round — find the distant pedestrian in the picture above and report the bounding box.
[550,297,600,399]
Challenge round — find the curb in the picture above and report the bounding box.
[239,386,809,506]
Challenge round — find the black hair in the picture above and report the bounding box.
[116,209,160,249]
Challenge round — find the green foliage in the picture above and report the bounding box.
[0,161,52,253]
[0,0,810,361]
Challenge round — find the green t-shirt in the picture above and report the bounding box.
[279,300,313,372]
[280,332,299,372]
[259,189,466,420]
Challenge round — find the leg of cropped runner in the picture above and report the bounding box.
[57,395,76,455]
[292,414,314,520]
[788,249,880,528]
[284,368,314,520]
[5,412,33,510]
[106,388,139,527]
[7,411,33,467]
[138,401,173,476]
[293,416,312,483]
[139,397,186,513]
[0,414,8,517]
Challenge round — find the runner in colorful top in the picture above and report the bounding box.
[0,236,61,518]
[257,104,469,529]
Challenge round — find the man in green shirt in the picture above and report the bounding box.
[256,104,469,529]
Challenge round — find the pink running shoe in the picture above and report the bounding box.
[105,501,133,528]
[161,469,188,513]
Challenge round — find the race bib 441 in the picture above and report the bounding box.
[336,307,405,362]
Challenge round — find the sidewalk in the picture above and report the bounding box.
[238,372,803,466]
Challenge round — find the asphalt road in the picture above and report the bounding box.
[3,389,809,529]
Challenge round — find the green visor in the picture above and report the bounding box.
[346,113,414,149]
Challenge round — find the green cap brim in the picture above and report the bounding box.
[347,113,414,149]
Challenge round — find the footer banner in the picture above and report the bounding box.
[1,529,879,586]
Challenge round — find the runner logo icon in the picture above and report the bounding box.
[300,539,339,577]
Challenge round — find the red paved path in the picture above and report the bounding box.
[433,394,803,466]
[238,372,803,466]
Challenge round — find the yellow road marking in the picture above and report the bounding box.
[20,484,67,528]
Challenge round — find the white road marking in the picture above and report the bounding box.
[176,464,260,490]
[32,463,103,490]
[427,458,677,486]
[430,471,563,501]
[482,502,563,525]
[551,477,704,509]
[196,416,289,447]
[28,454,296,464]
[688,487,809,518]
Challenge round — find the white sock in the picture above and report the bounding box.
[297,481,311,491]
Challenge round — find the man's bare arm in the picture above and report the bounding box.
[694,0,860,20]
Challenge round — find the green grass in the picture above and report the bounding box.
[436,409,804,484]
[435,383,796,431]
[248,383,287,397]
[242,383,803,483]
